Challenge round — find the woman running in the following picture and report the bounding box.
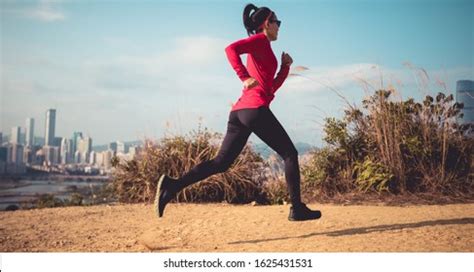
[155,3,322,221]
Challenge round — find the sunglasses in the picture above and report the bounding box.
[270,19,281,27]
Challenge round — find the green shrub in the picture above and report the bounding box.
[353,157,394,193]
[302,89,473,199]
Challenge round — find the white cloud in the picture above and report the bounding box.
[28,0,65,22]
[82,35,235,95]
[166,36,227,65]
[2,0,66,22]
[115,35,227,74]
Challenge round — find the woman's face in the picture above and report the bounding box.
[264,14,281,41]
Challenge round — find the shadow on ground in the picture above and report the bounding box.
[228,217,474,245]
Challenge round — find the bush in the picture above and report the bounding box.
[301,147,354,197]
[261,178,289,205]
[111,126,267,204]
[68,193,84,206]
[35,193,86,209]
[36,194,64,208]
[302,89,473,200]
[352,157,394,193]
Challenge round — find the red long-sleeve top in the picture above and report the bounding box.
[225,33,290,111]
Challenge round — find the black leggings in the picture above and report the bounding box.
[176,106,301,205]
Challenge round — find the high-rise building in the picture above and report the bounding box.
[117,141,128,154]
[0,145,7,174]
[26,118,35,147]
[44,146,60,165]
[81,151,89,164]
[77,136,93,163]
[0,148,5,174]
[23,145,34,164]
[45,109,56,146]
[53,137,62,147]
[74,150,81,164]
[10,126,21,144]
[19,128,26,145]
[0,147,6,162]
[108,142,118,154]
[89,151,96,165]
[456,80,474,125]
[5,145,13,163]
[0,132,3,145]
[129,145,141,158]
[72,132,83,154]
[103,150,113,169]
[11,144,24,164]
[78,137,92,154]
[35,148,45,166]
[60,137,72,164]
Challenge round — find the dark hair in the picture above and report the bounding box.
[242,3,273,36]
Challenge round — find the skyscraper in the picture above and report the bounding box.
[10,126,21,144]
[26,118,35,147]
[117,141,127,154]
[45,109,56,146]
[456,80,474,125]
[0,132,3,145]
[60,137,72,165]
[11,144,24,164]
[108,142,118,154]
[72,132,83,154]
[78,136,93,163]
[89,151,96,165]
[44,146,60,165]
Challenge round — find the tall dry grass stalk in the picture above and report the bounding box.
[354,90,472,193]
[294,64,473,199]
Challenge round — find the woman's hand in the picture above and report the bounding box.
[243,77,259,89]
[282,51,293,66]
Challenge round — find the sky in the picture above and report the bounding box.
[1,0,473,147]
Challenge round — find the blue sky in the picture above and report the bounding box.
[1,0,473,146]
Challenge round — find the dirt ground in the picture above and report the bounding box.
[1,202,473,252]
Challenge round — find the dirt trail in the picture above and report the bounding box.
[1,203,473,252]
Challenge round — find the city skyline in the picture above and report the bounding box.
[0,105,140,175]
[1,0,473,146]
[0,108,132,148]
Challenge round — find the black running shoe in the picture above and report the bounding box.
[154,175,177,218]
[288,203,322,221]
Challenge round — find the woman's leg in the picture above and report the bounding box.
[175,110,252,191]
[238,107,302,206]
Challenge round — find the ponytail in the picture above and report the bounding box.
[242,3,273,36]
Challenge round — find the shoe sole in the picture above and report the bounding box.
[288,216,321,222]
[288,212,322,222]
[154,174,166,218]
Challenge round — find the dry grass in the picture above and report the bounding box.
[111,126,266,204]
[294,65,473,201]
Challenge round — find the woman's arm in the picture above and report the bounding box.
[273,52,292,93]
[225,34,265,82]
[273,64,290,93]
